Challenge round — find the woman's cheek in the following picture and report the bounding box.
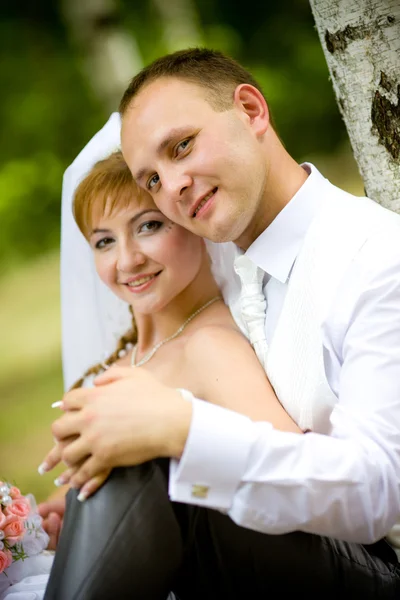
[95,255,114,289]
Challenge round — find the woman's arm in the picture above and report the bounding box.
[184,325,302,433]
[41,326,300,500]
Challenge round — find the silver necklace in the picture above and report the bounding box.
[131,295,221,368]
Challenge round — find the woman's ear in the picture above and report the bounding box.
[233,84,269,136]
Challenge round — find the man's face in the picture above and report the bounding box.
[121,78,268,246]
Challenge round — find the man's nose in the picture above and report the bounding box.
[162,167,193,200]
[117,242,145,272]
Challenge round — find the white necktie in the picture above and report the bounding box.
[234,254,268,370]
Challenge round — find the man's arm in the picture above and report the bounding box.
[42,235,400,542]
[170,236,400,543]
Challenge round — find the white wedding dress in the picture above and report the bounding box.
[1,569,176,600]
[0,561,52,600]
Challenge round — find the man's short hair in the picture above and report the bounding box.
[119,47,265,115]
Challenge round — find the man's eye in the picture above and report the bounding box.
[95,237,113,249]
[139,221,162,234]
[147,174,160,190]
[176,138,191,155]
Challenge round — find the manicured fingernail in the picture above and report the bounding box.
[54,477,65,487]
[38,463,48,475]
[51,400,63,408]
[77,491,88,502]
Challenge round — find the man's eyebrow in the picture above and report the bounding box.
[89,209,162,236]
[134,126,192,182]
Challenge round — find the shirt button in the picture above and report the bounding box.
[191,484,210,499]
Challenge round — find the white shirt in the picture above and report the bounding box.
[169,164,400,544]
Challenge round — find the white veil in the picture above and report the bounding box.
[60,113,243,391]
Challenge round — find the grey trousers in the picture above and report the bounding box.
[44,463,400,600]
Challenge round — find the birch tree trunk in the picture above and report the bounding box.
[152,0,203,52]
[309,0,400,212]
[62,0,143,112]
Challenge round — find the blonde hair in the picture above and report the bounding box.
[69,311,137,390]
[70,151,142,390]
[73,150,145,240]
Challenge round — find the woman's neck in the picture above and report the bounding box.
[133,254,221,354]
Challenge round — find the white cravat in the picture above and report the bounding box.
[234,254,268,370]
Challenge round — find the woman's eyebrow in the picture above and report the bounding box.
[90,227,110,236]
[90,209,162,236]
[129,208,162,224]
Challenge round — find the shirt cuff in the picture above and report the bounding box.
[169,396,256,510]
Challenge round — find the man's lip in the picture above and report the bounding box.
[190,188,218,218]
[121,271,161,284]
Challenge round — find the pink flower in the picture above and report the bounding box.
[0,509,6,529]
[4,497,30,519]
[9,486,22,500]
[3,516,25,546]
[0,549,12,574]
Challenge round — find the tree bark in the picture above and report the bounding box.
[61,0,143,112]
[309,0,400,212]
[151,0,203,52]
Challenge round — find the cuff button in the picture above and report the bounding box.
[191,484,210,499]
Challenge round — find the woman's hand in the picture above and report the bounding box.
[40,367,192,492]
[39,440,112,501]
[38,493,67,550]
[54,464,112,502]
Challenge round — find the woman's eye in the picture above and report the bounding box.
[147,173,160,190]
[139,220,163,234]
[95,237,114,249]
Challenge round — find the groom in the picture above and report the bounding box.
[43,48,400,597]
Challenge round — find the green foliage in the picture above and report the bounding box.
[0,14,107,270]
[0,0,346,270]
[196,0,345,158]
[0,251,64,502]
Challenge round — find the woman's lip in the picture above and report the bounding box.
[124,272,160,293]
[124,272,159,284]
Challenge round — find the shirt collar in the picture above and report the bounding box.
[246,163,328,283]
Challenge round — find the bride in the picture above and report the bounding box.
[43,149,300,599]
[3,117,301,599]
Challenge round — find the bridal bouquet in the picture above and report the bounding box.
[0,480,50,596]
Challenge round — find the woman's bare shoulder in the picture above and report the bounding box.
[183,321,252,368]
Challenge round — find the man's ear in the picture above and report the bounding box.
[233,84,269,136]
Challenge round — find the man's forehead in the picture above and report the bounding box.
[127,77,209,119]
[121,80,207,160]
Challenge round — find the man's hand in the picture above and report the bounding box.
[40,367,192,493]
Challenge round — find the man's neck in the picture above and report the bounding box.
[235,158,309,251]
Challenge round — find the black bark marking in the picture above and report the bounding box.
[380,71,392,93]
[325,15,396,54]
[325,24,365,53]
[371,77,400,161]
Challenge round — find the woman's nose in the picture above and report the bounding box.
[117,243,146,272]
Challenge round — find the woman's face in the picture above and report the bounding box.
[89,192,204,315]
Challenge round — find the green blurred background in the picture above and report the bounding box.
[0,0,363,502]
